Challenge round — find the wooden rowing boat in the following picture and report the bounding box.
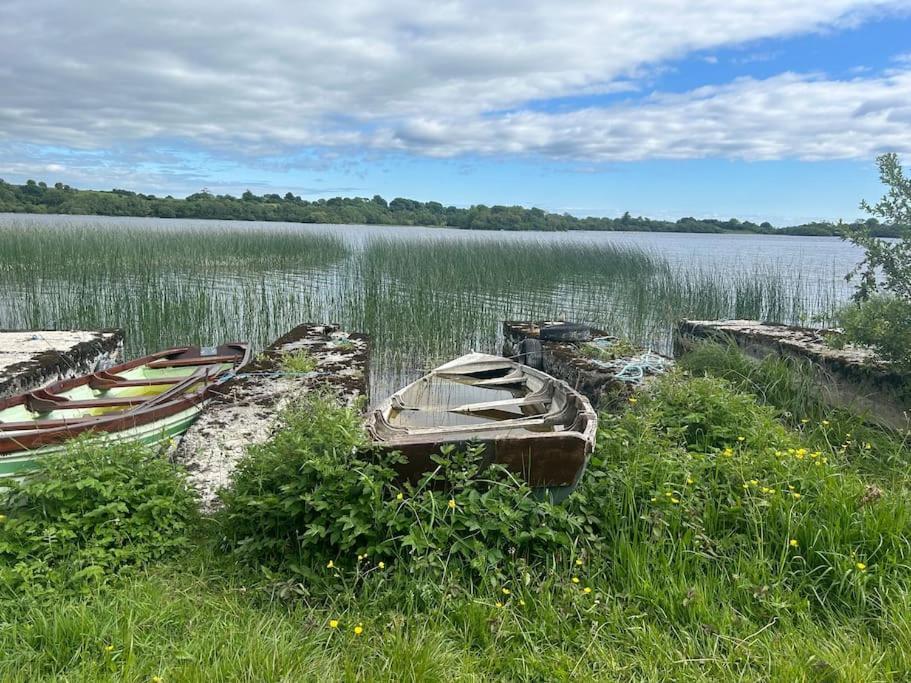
[0,343,250,479]
[366,352,597,501]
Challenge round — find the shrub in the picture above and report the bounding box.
[839,153,911,367]
[218,395,583,589]
[0,438,199,592]
[837,296,911,372]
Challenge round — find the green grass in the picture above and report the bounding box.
[4,555,910,682]
[3,367,910,681]
[680,341,911,479]
[278,349,317,373]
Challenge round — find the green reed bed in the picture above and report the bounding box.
[349,237,842,384]
[0,223,844,393]
[0,223,346,355]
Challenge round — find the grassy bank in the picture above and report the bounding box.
[2,358,909,681]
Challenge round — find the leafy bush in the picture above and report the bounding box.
[218,396,582,588]
[837,296,911,372]
[839,153,911,367]
[0,438,199,591]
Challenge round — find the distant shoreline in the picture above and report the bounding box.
[1,178,904,238]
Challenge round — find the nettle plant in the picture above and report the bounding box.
[840,153,911,370]
[0,438,199,592]
[218,395,583,589]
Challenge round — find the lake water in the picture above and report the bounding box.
[0,213,866,400]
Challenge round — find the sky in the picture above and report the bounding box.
[2,1,911,225]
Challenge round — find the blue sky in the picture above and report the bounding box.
[1,1,910,225]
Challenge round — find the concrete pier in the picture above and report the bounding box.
[675,319,910,430]
[172,323,369,509]
[0,329,124,398]
[502,321,673,409]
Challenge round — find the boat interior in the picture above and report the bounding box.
[370,354,591,441]
[0,345,244,431]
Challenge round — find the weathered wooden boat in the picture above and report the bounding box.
[0,343,250,479]
[366,352,597,501]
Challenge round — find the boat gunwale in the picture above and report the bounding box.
[366,352,597,447]
[0,343,251,454]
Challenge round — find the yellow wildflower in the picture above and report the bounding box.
[152,677,163,683]
[670,497,680,504]
[448,499,457,509]
[742,484,749,490]
[790,539,798,548]
[628,397,638,404]
[822,420,830,426]
[357,554,365,561]
[329,620,339,629]
[0,514,6,523]
[750,479,758,486]
[800,418,809,424]
[856,562,867,572]
[353,624,364,636]
[575,559,583,566]
[104,645,114,653]
[502,587,511,595]
[495,601,504,608]
[686,477,694,485]
[519,599,526,606]
[665,491,673,497]
[722,448,734,458]
[788,485,795,490]
[396,492,404,501]
[326,560,335,569]
[583,587,592,594]
[378,561,385,569]
[737,436,745,442]
[793,493,801,500]
[572,577,580,584]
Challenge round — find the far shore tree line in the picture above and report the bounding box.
[0,177,905,237]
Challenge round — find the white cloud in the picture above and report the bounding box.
[374,70,911,160]
[0,0,909,164]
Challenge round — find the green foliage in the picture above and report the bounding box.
[2,177,904,234]
[279,349,317,373]
[838,296,911,372]
[0,438,199,592]
[680,340,825,423]
[219,396,582,588]
[3,371,911,679]
[570,374,911,616]
[838,153,911,367]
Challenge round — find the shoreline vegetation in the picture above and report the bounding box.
[2,177,906,236]
[3,351,910,680]
[0,223,841,375]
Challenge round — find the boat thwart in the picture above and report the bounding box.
[366,352,597,501]
[0,343,250,479]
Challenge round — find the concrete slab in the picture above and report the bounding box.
[502,321,673,409]
[674,319,910,430]
[172,323,369,509]
[0,329,124,398]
